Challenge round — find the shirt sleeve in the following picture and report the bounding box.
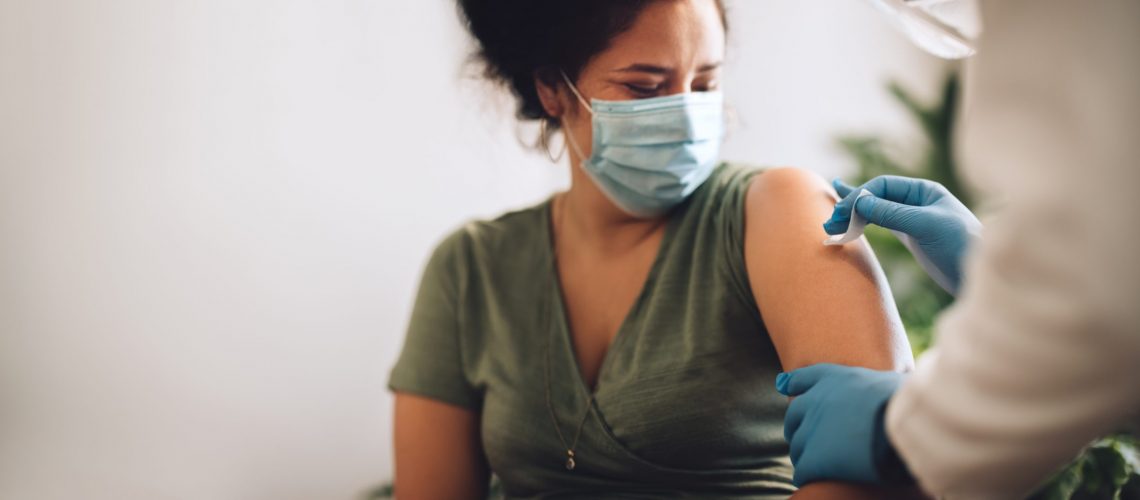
[388,228,482,410]
[885,1,1140,498]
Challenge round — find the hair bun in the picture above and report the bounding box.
[455,1,655,123]
[453,0,726,147]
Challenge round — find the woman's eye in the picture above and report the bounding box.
[624,83,660,96]
[695,81,720,92]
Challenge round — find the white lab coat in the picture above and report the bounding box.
[884,0,1140,498]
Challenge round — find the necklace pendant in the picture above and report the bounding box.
[565,450,576,470]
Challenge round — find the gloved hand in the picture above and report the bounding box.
[776,364,905,487]
[824,175,982,295]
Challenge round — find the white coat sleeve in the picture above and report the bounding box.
[884,0,1140,499]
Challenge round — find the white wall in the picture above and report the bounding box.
[0,1,945,499]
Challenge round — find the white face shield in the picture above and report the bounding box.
[865,0,982,59]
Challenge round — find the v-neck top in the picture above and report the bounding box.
[389,163,795,499]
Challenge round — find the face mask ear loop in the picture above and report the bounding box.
[561,116,588,167]
[557,70,592,165]
[559,70,593,115]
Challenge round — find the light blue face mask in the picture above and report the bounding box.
[560,71,725,218]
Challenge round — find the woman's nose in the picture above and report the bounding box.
[665,80,693,95]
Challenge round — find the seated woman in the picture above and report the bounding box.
[389,0,918,498]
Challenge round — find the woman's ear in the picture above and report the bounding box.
[534,69,565,119]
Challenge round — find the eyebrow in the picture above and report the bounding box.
[613,62,723,74]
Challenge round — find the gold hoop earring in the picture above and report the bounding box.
[540,120,567,163]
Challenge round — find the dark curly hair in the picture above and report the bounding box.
[456,0,728,148]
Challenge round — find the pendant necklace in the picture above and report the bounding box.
[543,194,593,471]
[543,337,592,470]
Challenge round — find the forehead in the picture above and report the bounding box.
[587,0,726,72]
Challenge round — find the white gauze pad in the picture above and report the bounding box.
[823,189,875,246]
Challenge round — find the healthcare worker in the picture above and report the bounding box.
[778,0,1140,498]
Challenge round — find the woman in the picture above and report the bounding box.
[389,0,917,498]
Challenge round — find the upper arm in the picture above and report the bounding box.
[744,168,917,496]
[743,167,913,373]
[394,392,489,500]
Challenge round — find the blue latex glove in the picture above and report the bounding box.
[824,175,982,295]
[776,364,905,487]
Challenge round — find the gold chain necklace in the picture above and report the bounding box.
[543,194,593,471]
[543,335,592,470]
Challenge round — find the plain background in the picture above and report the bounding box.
[0,1,946,498]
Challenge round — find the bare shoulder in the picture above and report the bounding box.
[744,167,837,244]
[747,166,834,213]
[749,166,832,194]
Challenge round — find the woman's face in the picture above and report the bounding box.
[553,0,726,155]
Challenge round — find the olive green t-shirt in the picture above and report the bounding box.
[389,163,795,499]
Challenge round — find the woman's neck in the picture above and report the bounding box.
[555,165,668,256]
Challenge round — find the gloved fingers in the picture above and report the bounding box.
[829,176,930,234]
[831,178,857,198]
[792,467,811,488]
[788,422,807,469]
[783,394,809,444]
[786,397,820,465]
[853,194,927,235]
[790,448,818,487]
[823,187,863,235]
[775,363,838,396]
[822,213,850,235]
[788,402,818,486]
[859,175,938,206]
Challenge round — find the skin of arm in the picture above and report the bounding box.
[393,392,489,500]
[742,167,919,498]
